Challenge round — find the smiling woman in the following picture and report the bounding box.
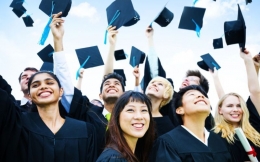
[0,72,97,162]
[96,91,155,162]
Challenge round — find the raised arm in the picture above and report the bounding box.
[209,68,225,99]
[103,26,118,76]
[50,12,74,113]
[133,65,143,93]
[240,49,260,115]
[252,53,260,76]
[146,27,158,78]
[76,68,84,91]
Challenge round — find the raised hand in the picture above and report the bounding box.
[133,65,140,79]
[145,26,154,39]
[240,48,252,61]
[50,12,65,41]
[79,68,85,79]
[107,26,118,46]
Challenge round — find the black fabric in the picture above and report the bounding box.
[153,116,175,137]
[246,96,260,133]
[16,100,32,112]
[96,148,127,162]
[149,126,232,162]
[0,78,97,162]
[69,87,107,156]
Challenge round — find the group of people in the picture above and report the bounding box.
[0,12,260,162]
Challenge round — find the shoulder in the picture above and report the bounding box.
[65,117,95,136]
[97,148,127,162]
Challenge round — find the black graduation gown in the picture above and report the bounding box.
[16,100,32,112]
[68,87,107,156]
[149,126,232,162]
[153,116,175,137]
[0,76,97,162]
[96,148,127,162]
[221,96,260,162]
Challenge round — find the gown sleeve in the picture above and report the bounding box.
[246,96,260,133]
[96,148,127,162]
[149,137,182,162]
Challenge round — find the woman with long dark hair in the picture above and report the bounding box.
[0,72,96,162]
[96,91,155,162]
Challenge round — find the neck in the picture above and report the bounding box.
[183,115,206,142]
[23,93,30,100]
[124,135,138,153]
[37,102,64,134]
[149,96,163,117]
[103,103,114,113]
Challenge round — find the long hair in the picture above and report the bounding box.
[214,93,260,146]
[106,91,155,162]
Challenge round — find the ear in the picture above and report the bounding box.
[59,88,64,97]
[163,90,170,100]
[99,93,102,100]
[28,94,32,101]
[218,107,222,115]
[176,107,184,115]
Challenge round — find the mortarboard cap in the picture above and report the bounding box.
[75,46,104,79]
[246,0,252,5]
[178,6,206,37]
[129,46,146,68]
[114,49,127,61]
[224,4,246,49]
[12,5,26,18]
[39,0,72,17]
[40,62,53,72]
[106,0,140,30]
[151,2,174,27]
[22,15,34,27]
[37,44,54,63]
[114,69,126,86]
[76,46,104,69]
[197,53,221,71]
[10,0,23,9]
[213,38,223,49]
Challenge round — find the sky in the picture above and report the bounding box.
[0,0,260,115]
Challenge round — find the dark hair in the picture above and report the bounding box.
[100,73,125,94]
[18,67,38,83]
[27,71,61,94]
[174,85,208,125]
[106,91,155,162]
[186,70,209,93]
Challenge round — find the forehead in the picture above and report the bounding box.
[104,78,121,83]
[184,89,203,96]
[223,95,240,103]
[186,76,200,81]
[31,73,53,82]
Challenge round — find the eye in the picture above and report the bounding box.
[31,83,39,88]
[126,109,134,112]
[237,104,241,108]
[115,82,120,85]
[158,83,163,86]
[142,109,148,112]
[47,82,54,85]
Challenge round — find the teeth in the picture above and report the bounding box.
[40,92,51,97]
[133,124,143,128]
[196,101,206,105]
[231,114,239,117]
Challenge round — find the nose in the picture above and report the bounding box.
[197,95,205,99]
[134,111,143,120]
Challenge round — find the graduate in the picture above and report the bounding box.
[96,91,155,162]
[0,72,97,162]
[50,12,125,156]
[211,49,260,161]
[149,85,232,162]
[133,66,175,136]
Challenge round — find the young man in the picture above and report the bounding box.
[17,67,38,112]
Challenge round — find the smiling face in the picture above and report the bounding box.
[176,89,210,117]
[219,95,243,128]
[145,79,166,99]
[29,73,63,106]
[179,76,200,89]
[119,101,150,142]
[20,70,37,93]
[100,78,124,103]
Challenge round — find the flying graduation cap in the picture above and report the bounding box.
[37,44,54,63]
[129,46,146,68]
[12,5,26,18]
[75,46,104,80]
[104,0,140,44]
[22,15,34,27]
[40,62,54,72]
[213,37,223,49]
[224,4,246,50]
[38,0,72,45]
[246,0,252,5]
[10,0,24,9]
[150,1,174,27]
[114,49,128,61]
[114,69,126,86]
[178,6,206,37]
[197,53,221,72]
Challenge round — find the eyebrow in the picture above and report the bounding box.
[31,78,54,84]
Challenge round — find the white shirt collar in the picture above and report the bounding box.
[181,125,210,146]
[102,107,110,117]
[20,97,30,106]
